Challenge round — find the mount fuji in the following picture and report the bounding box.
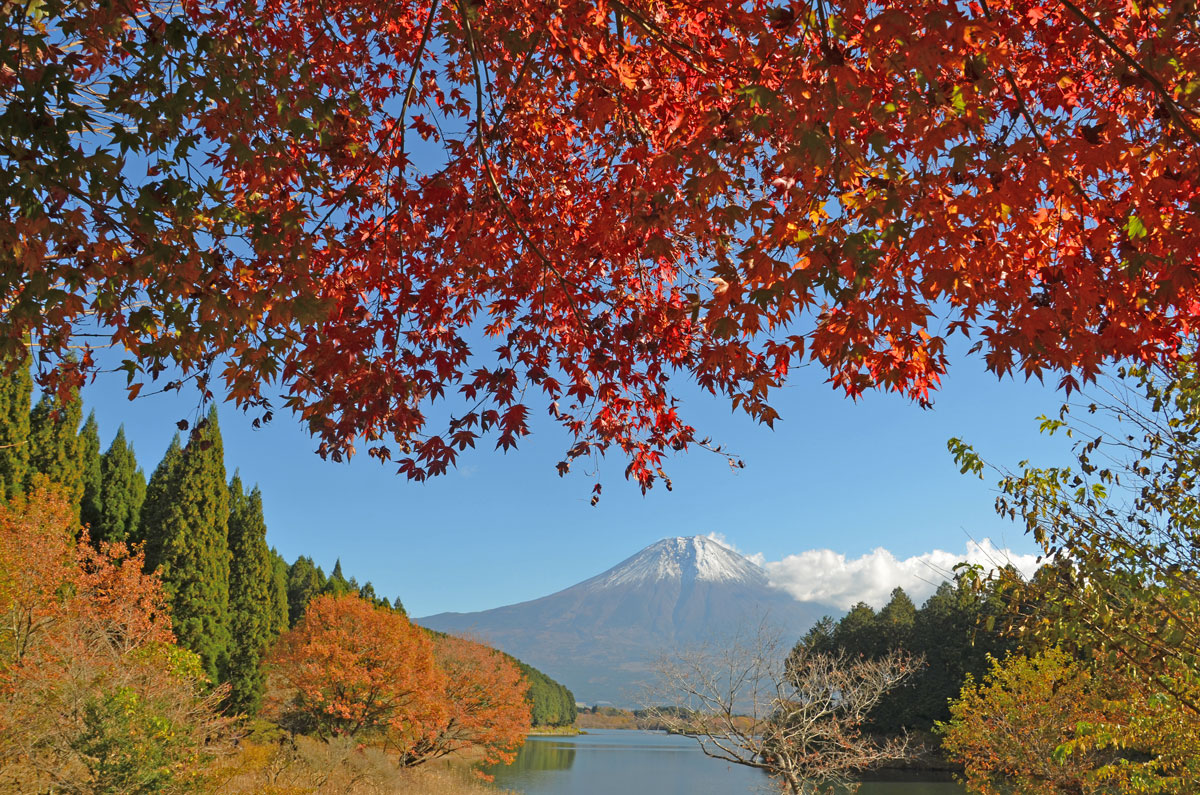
[418,536,836,705]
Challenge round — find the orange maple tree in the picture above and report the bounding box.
[401,635,532,770]
[4,0,1199,487]
[0,488,233,790]
[0,487,175,668]
[268,594,448,750]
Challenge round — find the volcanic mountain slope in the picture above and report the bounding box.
[418,536,836,705]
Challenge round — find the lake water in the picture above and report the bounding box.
[484,729,967,795]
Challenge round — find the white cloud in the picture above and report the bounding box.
[704,531,736,549]
[705,532,765,566]
[761,540,1040,610]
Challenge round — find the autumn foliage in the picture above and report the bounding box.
[5,0,1199,488]
[268,595,533,769]
[269,593,447,744]
[402,635,531,769]
[0,488,233,791]
[940,648,1200,795]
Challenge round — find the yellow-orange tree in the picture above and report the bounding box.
[4,0,1199,488]
[940,648,1200,795]
[940,648,1125,795]
[0,488,233,792]
[400,635,532,770]
[268,594,448,751]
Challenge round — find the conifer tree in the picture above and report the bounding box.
[77,412,103,533]
[269,549,290,633]
[878,587,917,649]
[145,408,231,680]
[358,581,378,604]
[0,352,31,501]
[225,475,276,714]
[96,426,146,544]
[286,556,325,625]
[138,434,183,570]
[27,389,83,512]
[323,559,352,597]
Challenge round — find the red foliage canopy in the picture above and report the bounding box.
[3,0,1198,487]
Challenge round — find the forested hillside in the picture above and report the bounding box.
[513,659,577,727]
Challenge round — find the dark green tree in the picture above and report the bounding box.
[801,616,836,652]
[322,559,352,597]
[27,389,83,512]
[286,556,326,625]
[0,352,31,501]
[878,587,917,649]
[225,475,276,714]
[867,587,920,733]
[78,412,103,534]
[832,602,881,659]
[138,434,183,570]
[95,426,146,544]
[269,549,290,635]
[321,559,352,598]
[906,576,1014,730]
[147,408,231,680]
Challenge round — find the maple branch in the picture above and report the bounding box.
[1001,67,1092,202]
[457,0,590,329]
[393,0,442,264]
[607,0,709,75]
[491,29,544,132]
[1056,0,1200,147]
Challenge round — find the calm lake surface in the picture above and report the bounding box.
[484,729,967,795]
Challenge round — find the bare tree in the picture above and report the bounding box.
[644,623,919,794]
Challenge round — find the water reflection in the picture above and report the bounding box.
[497,738,576,774]
[484,730,965,795]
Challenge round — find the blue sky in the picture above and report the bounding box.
[74,341,1071,617]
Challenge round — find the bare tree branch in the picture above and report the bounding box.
[643,621,920,794]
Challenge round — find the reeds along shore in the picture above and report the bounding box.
[215,735,516,795]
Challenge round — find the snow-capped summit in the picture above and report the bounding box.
[419,536,836,705]
[588,536,766,589]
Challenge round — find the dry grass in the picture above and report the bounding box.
[213,729,514,795]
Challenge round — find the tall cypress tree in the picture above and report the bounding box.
[78,412,103,534]
[96,426,147,544]
[27,389,83,512]
[138,434,183,569]
[0,352,31,501]
[145,408,231,680]
[269,549,290,633]
[225,474,276,714]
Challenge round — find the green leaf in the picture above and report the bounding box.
[950,85,967,115]
[1125,215,1148,239]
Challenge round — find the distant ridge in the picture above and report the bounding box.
[418,536,836,705]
